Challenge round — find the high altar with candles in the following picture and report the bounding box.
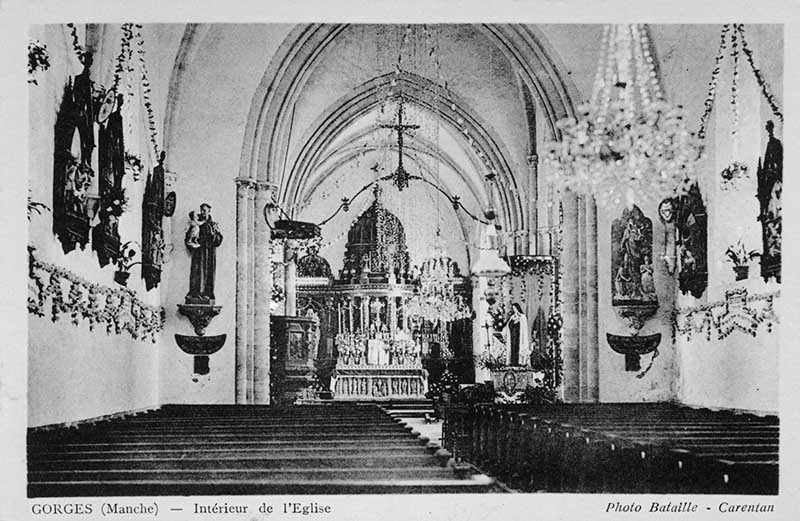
[295,186,471,400]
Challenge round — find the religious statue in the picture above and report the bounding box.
[757,120,782,283]
[611,205,657,306]
[297,244,333,278]
[185,203,223,304]
[503,302,531,366]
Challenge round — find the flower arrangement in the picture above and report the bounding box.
[425,370,460,402]
[725,240,760,267]
[115,241,140,272]
[720,161,749,190]
[28,39,50,84]
[725,239,760,281]
[104,187,128,217]
[124,153,143,182]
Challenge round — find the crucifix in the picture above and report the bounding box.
[381,96,419,191]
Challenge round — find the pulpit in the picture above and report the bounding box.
[269,315,317,404]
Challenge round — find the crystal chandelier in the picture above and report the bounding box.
[406,237,471,325]
[543,24,703,208]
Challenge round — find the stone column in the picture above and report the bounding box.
[578,196,587,400]
[284,240,298,316]
[234,178,254,404]
[527,155,539,256]
[585,198,599,402]
[245,183,256,403]
[560,191,581,402]
[253,181,275,404]
[472,276,491,383]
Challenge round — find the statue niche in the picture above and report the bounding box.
[675,184,708,298]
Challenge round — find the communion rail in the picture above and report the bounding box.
[442,403,778,495]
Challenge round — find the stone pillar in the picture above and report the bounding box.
[284,240,298,316]
[560,191,581,402]
[234,178,254,404]
[527,154,539,256]
[585,198,600,402]
[472,276,491,383]
[253,181,275,404]
[245,182,256,403]
[578,196,587,400]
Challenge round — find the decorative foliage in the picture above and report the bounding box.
[27,192,49,221]
[674,289,778,342]
[543,24,703,208]
[132,24,161,160]
[65,23,87,64]
[28,39,50,84]
[725,239,760,267]
[28,253,164,342]
[425,369,460,401]
[698,24,782,142]
[124,152,143,182]
[720,161,749,190]
[115,241,140,272]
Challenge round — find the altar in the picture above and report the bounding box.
[292,186,474,400]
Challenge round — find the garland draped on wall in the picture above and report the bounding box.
[28,250,164,342]
[673,288,778,343]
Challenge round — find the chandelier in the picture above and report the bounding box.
[543,24,703,208]
[405,237,471,325]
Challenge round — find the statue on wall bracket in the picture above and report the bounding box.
[176,202,226,377]
[141,151,166,291]
[757,120,782,283]
[608,204,660,372]
[92,94,126,267]
[675,184,708,298]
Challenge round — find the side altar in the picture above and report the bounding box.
[295,187,470,400]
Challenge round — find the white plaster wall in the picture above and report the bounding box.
[675,25,782,412]
[27,25,164,426]
[158,24,293,404]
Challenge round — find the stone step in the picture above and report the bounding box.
[28,475,498,496]
[30,454,445,471]
[30,438,426,452]
[30,467,461,482]
[29,446,432,460]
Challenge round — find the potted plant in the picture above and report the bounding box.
[114,241,140,286]
[725,240,760,281]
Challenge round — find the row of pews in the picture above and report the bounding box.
[28,403,499,496]
[442,402,778,494]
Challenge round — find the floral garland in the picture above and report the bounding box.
[65,23,87,65]
[132,24,161,160]
[737,24,783,122]
[111,23,135,94]
[28,39,50,84]
[698,24,783,141]
[697,25,730,141]
[673,288,778,343]
[28,253,165,342]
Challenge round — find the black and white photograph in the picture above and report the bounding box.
[2,1,798,519]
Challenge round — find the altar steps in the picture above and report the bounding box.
[28,404,500,496]
[381,399,435,419]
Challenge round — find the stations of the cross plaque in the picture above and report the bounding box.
[381,96,420,191]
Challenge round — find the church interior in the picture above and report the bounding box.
[25,23,782,496]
